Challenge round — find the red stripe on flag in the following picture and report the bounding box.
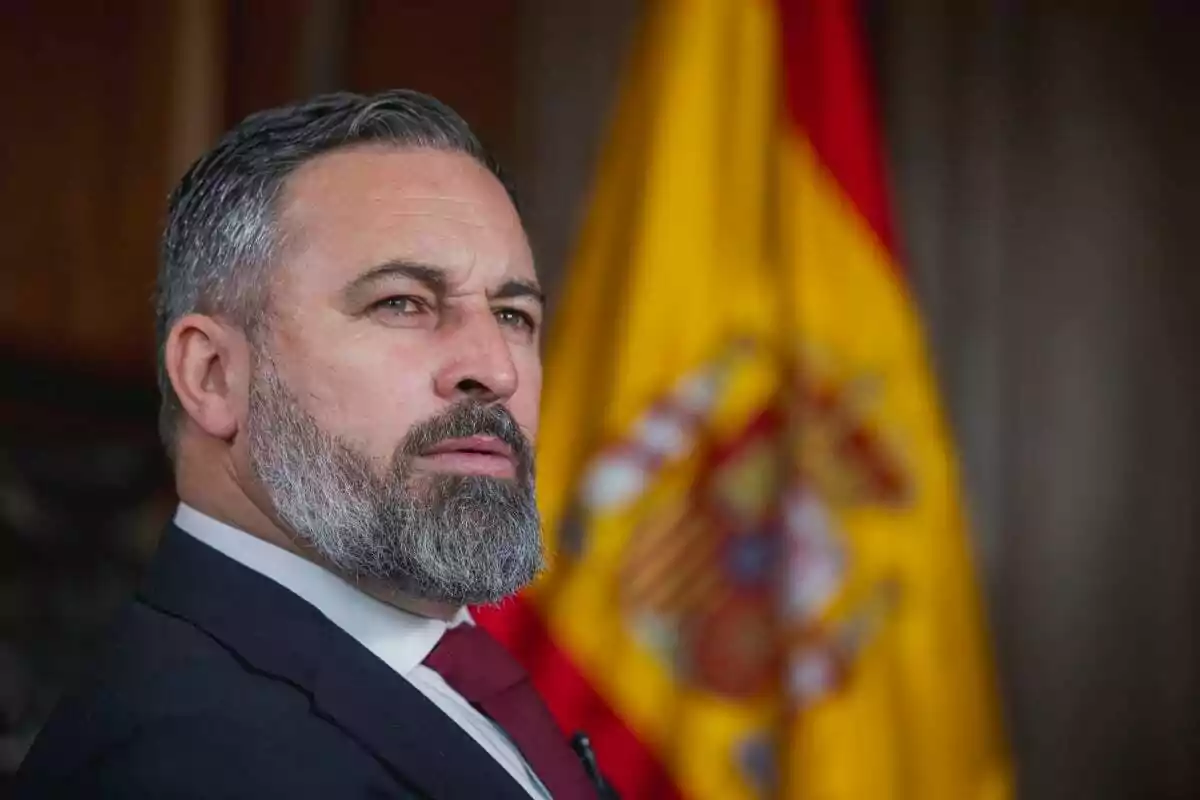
[475,597,683,800]
[776,0,898,260]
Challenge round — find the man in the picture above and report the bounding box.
[15,91,602,799]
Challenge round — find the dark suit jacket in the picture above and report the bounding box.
[13,526,537,799]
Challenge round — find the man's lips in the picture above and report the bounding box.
[421,435,514,459]
[417,436,517,478]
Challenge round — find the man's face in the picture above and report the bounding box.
[265,146,541,466]
[243,146,544,604]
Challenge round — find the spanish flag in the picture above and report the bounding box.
[478,1,1012,798]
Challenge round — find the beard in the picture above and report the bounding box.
[246,362,544,606]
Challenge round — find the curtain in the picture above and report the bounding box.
[871,5,1200,798]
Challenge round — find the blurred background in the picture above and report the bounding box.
[0,1,1196,798]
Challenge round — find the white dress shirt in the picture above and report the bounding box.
[174,504,550,799]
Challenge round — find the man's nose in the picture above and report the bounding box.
[432,311,519,403]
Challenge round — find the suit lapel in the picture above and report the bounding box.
[310,636,529,799]
[139,526,530,800]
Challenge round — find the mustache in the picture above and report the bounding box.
[400,401,534,475]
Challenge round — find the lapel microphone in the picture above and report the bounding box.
[570,731,620,799]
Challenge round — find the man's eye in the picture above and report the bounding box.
[374,296,429,315]
[495,308,535,331]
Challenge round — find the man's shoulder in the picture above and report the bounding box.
[15,599,417,798]
[20,598,310,762]
[67,596,284,717]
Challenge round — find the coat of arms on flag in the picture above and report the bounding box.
[570,339,909,704]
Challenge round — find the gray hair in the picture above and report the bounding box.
[247,358,543,603]
[154,90,513,455]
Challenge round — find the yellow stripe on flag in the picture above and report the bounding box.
[778,128,1011,800]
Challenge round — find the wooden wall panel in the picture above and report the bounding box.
[344,0,519,168]
[223,0,310,125]
[0,0,177,376]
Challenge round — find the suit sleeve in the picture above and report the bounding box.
[16,713,422,800]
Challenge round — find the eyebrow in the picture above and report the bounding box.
[490,278,545,307]
[343,259,544,307]
[343,260,446,302]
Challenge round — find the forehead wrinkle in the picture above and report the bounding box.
[376,205,524,243]
[377,210,491,231]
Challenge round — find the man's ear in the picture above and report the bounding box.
[164,314,250,441]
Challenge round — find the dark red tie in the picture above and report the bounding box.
[424,624,595,799]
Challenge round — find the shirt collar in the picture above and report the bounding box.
[173,503,468,676]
